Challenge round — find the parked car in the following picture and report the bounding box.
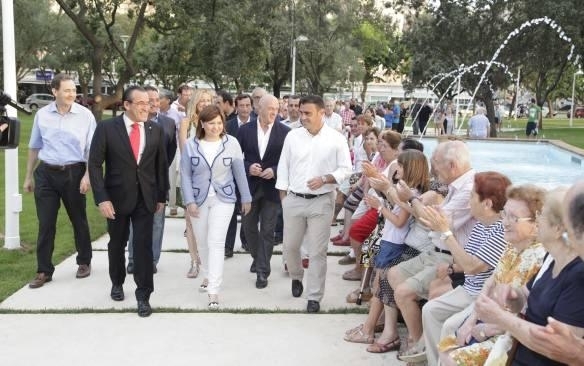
[76,94,95,107]
[567,106,584,118]
[25,93,55,111]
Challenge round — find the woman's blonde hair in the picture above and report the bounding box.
[186,89,215,128]
[543,187,568,227]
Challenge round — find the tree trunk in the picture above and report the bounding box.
[91,46,104,121]
[360,71,369,104]
[485,98,497,138]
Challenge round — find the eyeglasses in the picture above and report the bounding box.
[500,210,533,223]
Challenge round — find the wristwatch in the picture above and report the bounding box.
[407,196,420,204]
[321,175,327,184]
[440,230,453,241]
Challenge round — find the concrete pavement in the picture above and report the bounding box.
[0,214,413,366]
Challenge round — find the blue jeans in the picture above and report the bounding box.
[128,205,165,264]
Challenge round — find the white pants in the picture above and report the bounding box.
[422,286,475,366]
[189,196,234,295]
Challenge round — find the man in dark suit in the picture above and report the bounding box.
[237,94,290,288]
[89,86,168,317]
[226,94,253,139]
[224,94,255,258]
[126,85,177,274]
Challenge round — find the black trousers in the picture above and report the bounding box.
[107,191,154,301]
[225,190,246,252]
[241,186,280,276]
[34,162,92,275]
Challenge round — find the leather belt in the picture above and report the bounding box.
[40,161,85,171]
[290,191,327,199]
[434,247,452,255]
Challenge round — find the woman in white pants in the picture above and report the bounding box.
[181,105,251,309]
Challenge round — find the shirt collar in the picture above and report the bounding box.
[48,101,83,114]
[123,113,144,129]
[449,168,475,192]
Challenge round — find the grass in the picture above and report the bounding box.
[461,117,584,149]
[0,114,583,308]
[0,113,106,302]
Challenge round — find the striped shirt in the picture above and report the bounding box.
[463,220,507,296]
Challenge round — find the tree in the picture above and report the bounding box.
[55,0,150,119]
[0,0,63,85]
[352,5,402,103]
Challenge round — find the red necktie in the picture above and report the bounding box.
[130,123,140,161]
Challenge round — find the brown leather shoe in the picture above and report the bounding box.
[29,273,52,288]
[76,264,91,278]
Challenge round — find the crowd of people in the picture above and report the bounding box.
[24,74,584,365]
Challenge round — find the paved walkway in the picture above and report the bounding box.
[0,211,413,366]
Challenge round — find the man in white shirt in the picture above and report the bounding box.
[467,107,490,138]
[387,140,476,360]
[276,95,352,313]
[323,98,343,133]
[280,95,301,129]
[170,83,192,119]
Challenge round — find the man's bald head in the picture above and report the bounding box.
[258,94,279,125]
[564,180,584,258]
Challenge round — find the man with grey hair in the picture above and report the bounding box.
[237,94,290,289]
[523,180,584,365]
[467,107,490,138]
[323,98,343,133]
[250,87,267,118]
[368,140,476,360]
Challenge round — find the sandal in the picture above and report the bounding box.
[343,327,374,344]
[186,262,200,278]
[345,324,364,336]
[198,278,209,292]
[366,337,401,353]
[208,294,219,310]
[397,340,426,362]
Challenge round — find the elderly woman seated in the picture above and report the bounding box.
[394,172,511,364]
[436,184,549,365]
[473,187,584,366]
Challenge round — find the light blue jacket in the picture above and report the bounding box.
[180,135,251,207]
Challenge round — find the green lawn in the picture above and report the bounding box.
[456,117,584,149]
[0,115,583,303]
[0,113,106,302]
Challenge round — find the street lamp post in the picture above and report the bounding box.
[570,68,583,127]
[291,35,308,95]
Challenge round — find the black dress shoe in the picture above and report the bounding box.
[152,262,158,274]
[307,300,320,313]
[292,279,303,297]
[137,300,152,317]
[225,249,234,259]
[250,260,257,273]
[110,285,124,301]
[126,262,134,274]
[256,273,268,289]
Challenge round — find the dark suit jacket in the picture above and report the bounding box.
[89,115,169,215]
[226,116,256,138]
[236,120,290,202]
[153,113,177,166]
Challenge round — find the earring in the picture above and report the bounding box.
[562,231,570,246]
